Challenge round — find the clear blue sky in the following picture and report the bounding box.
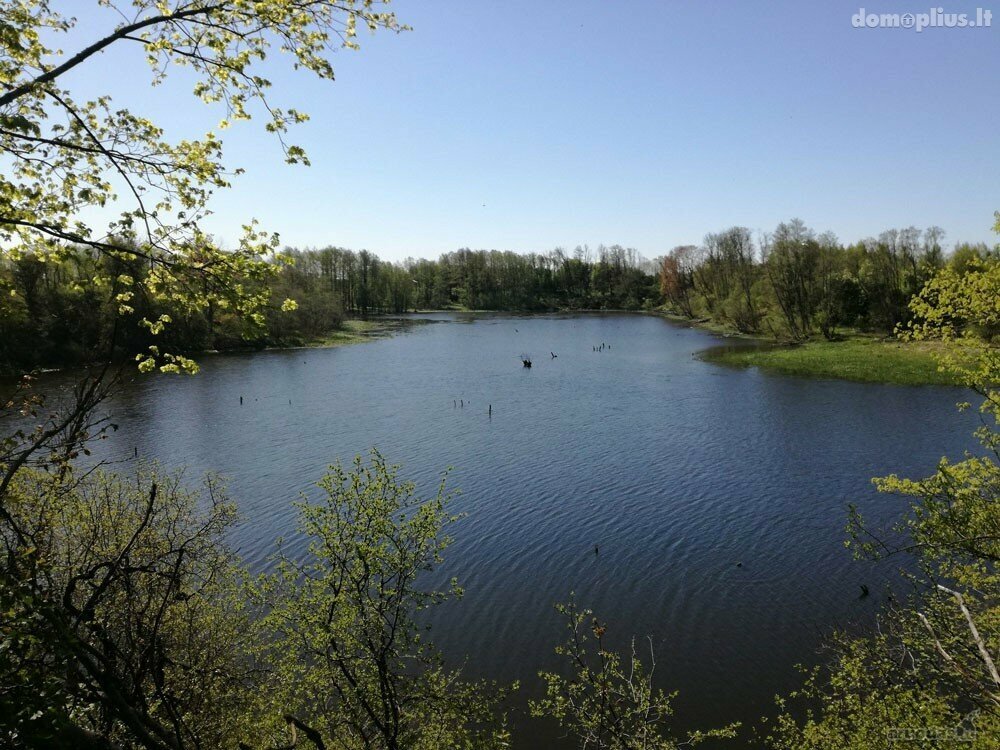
[68,0,1000,260]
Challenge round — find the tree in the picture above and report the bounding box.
[770,213,1000,749]
[1,394,513,749]
[659,246,697,318]
[256,451,512,750]
[532,599,737,750]
[2,3,408,747]
[0,463,257,750]
[695,227,759,332]
[950,242,995,275]
[0,0,404,373]
[764,220,820,340]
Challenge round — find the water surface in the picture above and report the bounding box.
[40,313,981,745]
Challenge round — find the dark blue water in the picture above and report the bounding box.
[38,313,981,745]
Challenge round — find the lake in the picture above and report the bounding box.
[46,312,981,746]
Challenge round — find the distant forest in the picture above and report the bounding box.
[1,220,996,373]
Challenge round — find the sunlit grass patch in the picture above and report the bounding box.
[700,336,961,386]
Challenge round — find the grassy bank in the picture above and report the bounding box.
[699,336,961,386]
[305,318,428,349]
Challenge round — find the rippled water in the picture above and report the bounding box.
[31,313,981,746]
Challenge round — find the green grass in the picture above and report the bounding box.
[306,318,426,349]
[699,336,962,386]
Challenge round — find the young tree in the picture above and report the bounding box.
[257,451,512,750]
[696,227,759,332]
[532,599,737,750]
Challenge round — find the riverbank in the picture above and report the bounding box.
[653,308,965,387]
[304,318,421,348]
[698,335,960,386]
[0,319,422,379]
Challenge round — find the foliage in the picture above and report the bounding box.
[905,249,1000,400]
[0,242,664,373]
[658,245,697,319]
[0,433,517,748]
[283,244,659,315]
[7,215,993,375]
[0,464,257,750]
[770,216,1000,748]
[1,394,713,750]
[767,633,983,750]
[660,219,955,341]
[532,599,737,750]
[11,4,1000,746]
[2,4,708,749]
[0,244,347,373]
[255,450,512,750]
[0,0,403,373]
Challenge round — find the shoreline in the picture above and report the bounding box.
[646,309,961,388]
[286,310,965,388]
[694,332,960,387]
[0,319,422,380]
[300,317,430,349]
[2,310,961,388]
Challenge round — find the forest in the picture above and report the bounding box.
[2,225,996,374]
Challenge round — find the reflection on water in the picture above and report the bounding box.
[19,313,981,747]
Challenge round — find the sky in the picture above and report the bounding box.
[64,0,1000,261]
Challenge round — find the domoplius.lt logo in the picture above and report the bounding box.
[852,7,993,31]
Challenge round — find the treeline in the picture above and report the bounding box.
[0,246,346,373]
[0,243,659,373]
[284,244,658,313]
[659,219,997,340]
[3,226,996,374]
